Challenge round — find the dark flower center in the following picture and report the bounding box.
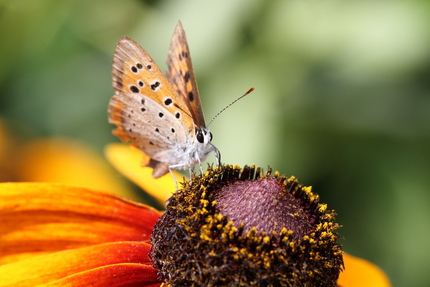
[216,178,312,241]
[150,165,343,286]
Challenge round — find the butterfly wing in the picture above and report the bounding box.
[109,92,184,152]
[166,21,206,128]
[109,37,196,177]
[109,92,186,178]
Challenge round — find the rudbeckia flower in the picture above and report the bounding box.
[0,142,391,286]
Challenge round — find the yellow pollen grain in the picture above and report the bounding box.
[198,207,208,215]
[224,221,233,229]
[319,203,327,212]
[302,186,312,192]
[228,230,236,240]
[200,233,211,241]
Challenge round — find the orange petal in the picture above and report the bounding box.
[14,138,141,201]
[105,143,182,204]
[338,253,391,287]
[0,242,160,287]
[0,182,161,264]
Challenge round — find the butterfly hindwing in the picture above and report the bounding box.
[109,91,188,153]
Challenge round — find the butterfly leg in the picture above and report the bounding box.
[168,168,179,190]
[195,153,205,175]
[168,163,192,185]
[188,167,194,179]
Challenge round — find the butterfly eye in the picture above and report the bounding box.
[196,129,204,143]
[209,132,213,142]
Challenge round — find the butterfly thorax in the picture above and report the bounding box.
[167,127,214,170]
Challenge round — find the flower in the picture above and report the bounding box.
[151,165,343,286]
[0,141,391,286]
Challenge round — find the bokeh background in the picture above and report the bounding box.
[1,0,430,286]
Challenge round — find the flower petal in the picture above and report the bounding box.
[0,183,161,264]
[0,242,159,287]
[41,264,161,287]
[14,138,141,201]
[105,143,181,204]
[338,253,391,287]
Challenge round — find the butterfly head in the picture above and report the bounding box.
[195,127,213,145]
[193,126,220,167]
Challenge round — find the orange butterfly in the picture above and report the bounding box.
[108,21,220,178]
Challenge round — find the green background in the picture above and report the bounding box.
[1,0,430,286]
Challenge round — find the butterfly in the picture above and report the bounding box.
[108,21,220,178]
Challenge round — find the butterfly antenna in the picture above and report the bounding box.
[207,87,255,128]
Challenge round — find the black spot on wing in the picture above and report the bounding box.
[164,98,173,106]
[188,91,194,102]
[184,71,190,82]
[130,85,139,93]
[151,81,161,91]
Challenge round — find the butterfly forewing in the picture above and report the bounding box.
[111,37,195,137]
[166,21,206,128]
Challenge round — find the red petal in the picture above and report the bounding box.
[0,241,160,286]
[0,183,161,263]
[44,264,161,287]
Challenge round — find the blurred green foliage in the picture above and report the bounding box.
[1,0,430,286]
